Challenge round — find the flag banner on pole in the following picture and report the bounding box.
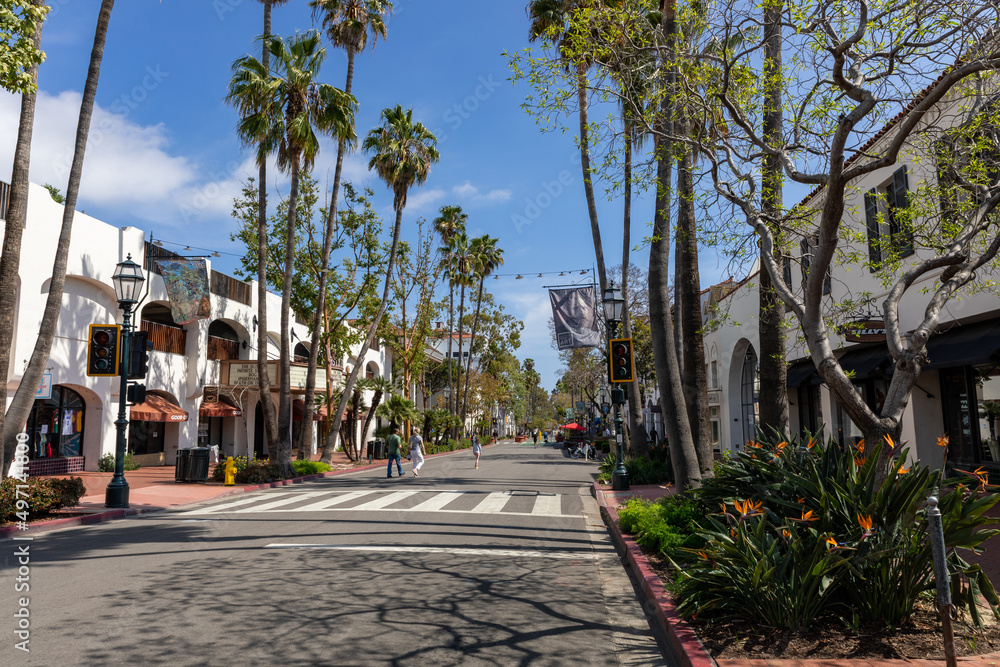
[548,286,601,350]
[154,259,211,325]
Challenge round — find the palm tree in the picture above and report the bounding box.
[433,204,467,417]
[528,0,610,292]
[358,374,393,453]
[444,232,478,437]
[3,0,115,467]
[0,0,46,476]
[376,394,419,432]
[320,105,438,463]
[242,0,294,472]
[460,235,504,430]
[299,0,392,458]
[227,31,356,476]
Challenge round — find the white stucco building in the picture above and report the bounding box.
[2,181,390,473]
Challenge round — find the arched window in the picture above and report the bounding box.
[208,320,240,360]
[27,385,86,459]
[740,345,759,444]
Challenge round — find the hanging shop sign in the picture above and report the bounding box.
[843,319,887,343]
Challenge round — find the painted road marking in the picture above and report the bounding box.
[263,544,602,560]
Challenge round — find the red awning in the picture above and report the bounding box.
[561,422,586,431]
[130,394,189,423]
[199,396,242,418]
[293,399,322,422]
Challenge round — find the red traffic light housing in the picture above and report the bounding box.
[87,324,121,377]
[608,338,635,383]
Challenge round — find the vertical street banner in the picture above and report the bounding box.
[548,286,601,350]
[154,259,211,325]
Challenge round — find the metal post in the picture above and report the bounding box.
[105,307,132,508]
[927,495,957,667]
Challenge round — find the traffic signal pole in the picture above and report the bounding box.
[105,307,132,508]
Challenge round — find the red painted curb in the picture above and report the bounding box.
[592,482,716,667]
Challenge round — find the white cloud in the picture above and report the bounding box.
[402,188,446,213]
[452,180,511,205]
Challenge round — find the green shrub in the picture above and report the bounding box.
[672,433,1000,630]
[123,452,141,471]
[292,460,331,476]
[210,456,284,484]
[599,455,673,485]
[99,453,115,472]
[0,476,86,523]
[618,497,704,556]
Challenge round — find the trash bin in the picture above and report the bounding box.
[188,447,210,483]
[175,448,191,482]
[373,439,385,459]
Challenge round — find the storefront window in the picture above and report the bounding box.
[975,365,1000,463]
[26,386,85,459]
[128,421,165,456]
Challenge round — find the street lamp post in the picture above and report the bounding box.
[105,254,145,508]
[602,282,629,491]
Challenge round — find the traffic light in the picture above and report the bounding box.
[129,330,153,380]
[608,338,635,383]
[87,324,120,377]
[126,383,146,405]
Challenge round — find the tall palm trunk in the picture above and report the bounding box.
[676,129,713,477]
[0,2,44,476]
[460,277,485,428]
[320,204,404,463]
[576,62,608,293]
[452,281,468,439]
[276,156,300,477]
[649,4,700,489]
[446,286,455,415]
[298,48,356,459]
[758,0,789,437]
[3,0,115,463]
[621,135,648,456]
[360,388,385,452]
[256,1,280,461]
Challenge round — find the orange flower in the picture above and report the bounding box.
[854,438,866,453]
[937,434,949,448]
[806,438,817,450]
[955,467,990,492]
[746,440,762,449]
[792,509,819,523]
[776,441,788,451]
[884,434,896,450]
[826,536,838,547]
[697,550,709,560]
[898,466,910,475]
[854,456,866,468]
[858,515,873,532]
[781,528,791,538]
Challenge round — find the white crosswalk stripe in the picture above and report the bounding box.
[178,489,580,518]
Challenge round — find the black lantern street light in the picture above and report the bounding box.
[602,282,629,491]
[105,254,145,508]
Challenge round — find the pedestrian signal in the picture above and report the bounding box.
[608,338,635,383]
[129,330,153,380]
[87,324,120,377]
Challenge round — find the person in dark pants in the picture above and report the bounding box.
[386,425,404,478]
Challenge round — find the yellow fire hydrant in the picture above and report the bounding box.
[224,456,236,486]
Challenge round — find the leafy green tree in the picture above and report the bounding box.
[375,394,418,431]
[460,235,504,430]
[4,0,115,472]
[0,0,46,94]
[320,106,439,462]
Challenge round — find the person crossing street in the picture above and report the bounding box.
[409,430,425,477]
[385,425,404,478]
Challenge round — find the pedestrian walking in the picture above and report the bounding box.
[385,425,404,478]
[409,431,425,477]
[472,433,482,469]
[532,429,539,448]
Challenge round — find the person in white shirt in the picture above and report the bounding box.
[409,431,425,477]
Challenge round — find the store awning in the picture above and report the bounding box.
[835,345,893,380]
[293,399,322,422]
[925,319,1000,370]
[199,396,242,418]
[130,394,189,422]
[786,358,819,387]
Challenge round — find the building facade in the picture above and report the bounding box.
[3,181,389,473]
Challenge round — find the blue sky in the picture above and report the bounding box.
[0,0,735,391]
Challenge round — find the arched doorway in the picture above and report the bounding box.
[26,385,86,461]
[740,345,760,444]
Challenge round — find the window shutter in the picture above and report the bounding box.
[888,165,914,257]
[864,189,881,269]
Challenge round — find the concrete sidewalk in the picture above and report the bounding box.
[595,483,1000,667]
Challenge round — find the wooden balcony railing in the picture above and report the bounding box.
[141,320,187,355]
[211,270,252,306]
[208,335,240,361]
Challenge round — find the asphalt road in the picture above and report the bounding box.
[2,442,673,666]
